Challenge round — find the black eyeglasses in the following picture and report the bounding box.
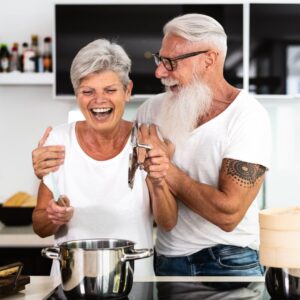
[152,50,209,71]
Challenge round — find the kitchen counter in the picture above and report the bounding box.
[0,223,54,247]
[0,276,268,300]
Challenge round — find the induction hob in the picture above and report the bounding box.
[43,281,273,300]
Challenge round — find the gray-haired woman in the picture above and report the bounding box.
[32,39,177,278]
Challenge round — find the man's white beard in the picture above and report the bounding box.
[158,79,212,148]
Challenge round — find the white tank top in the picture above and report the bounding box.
[43,122,154,278]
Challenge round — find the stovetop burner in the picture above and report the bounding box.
[43,281,272,300]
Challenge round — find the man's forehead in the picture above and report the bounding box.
[161,34,204,54]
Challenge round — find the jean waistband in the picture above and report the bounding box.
[189,245,256,262]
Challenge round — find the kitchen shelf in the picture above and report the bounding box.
[0,73,53,85]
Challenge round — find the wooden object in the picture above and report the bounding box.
[259,206,300,268]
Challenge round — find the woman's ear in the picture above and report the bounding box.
[125,80,133,102]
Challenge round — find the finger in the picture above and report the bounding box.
[149,124,159,138]
[138,124,150,146]
[58,195,70,207]
[165,139,175,157]
[137,147,147,164]
[148,163,169,173]
[35,166,60,179]
[33,145,65,159]
[148,156,169,166]
[33,160,63,179]
[147,148,167,158]
[35,157,64,169]
[32,147,65,168]
[38,126,52,147]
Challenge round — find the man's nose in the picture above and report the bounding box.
[155,63,169,79]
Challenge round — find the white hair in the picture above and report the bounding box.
[163,13,227,56]
[70,39,131,92]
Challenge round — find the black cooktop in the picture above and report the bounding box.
[43,281,273,300]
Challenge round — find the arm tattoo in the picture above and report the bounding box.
[224,158,266,187]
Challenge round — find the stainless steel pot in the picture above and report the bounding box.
[265,267,300,299]
[42,238,153,299]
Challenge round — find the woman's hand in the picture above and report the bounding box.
[139,124,174,185]
[46,195,74,225]
[32,126,65,179]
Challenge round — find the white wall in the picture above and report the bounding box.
[261,99,300,209]
[0,0,141,201]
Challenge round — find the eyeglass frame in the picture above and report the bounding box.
[152,50,209,71]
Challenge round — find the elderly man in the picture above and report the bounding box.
[137,13,271,276]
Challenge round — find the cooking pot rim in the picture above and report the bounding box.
[58,238,136,250]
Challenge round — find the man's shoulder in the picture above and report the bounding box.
[233,90,269,117]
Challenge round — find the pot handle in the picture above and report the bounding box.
[41,247,61,260]
[121,248,154,262]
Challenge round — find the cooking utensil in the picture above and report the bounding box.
[128,121,152,189]
[50,172,67,207]
[41,238,153,299]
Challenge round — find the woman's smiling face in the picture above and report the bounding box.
[76,70,132,133]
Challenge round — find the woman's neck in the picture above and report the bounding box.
[75,120,132,160]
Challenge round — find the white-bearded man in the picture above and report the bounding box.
[136,13,271,276]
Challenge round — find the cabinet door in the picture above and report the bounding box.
[250,4,300,95]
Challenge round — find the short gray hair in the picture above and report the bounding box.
[163,13,227,56]
[70,39,131,92]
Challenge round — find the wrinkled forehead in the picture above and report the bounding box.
[160,33,208,56]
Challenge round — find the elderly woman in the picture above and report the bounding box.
[32,39,176,278]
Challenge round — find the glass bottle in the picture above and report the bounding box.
[0,44,10,72]
[19,42,28,72]
[23,35,40,72]
[10,43,20,72]
[43,37,52,72]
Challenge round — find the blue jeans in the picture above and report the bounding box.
[155,245,264,276]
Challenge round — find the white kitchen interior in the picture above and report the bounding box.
[1,0,300,297]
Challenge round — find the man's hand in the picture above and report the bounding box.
[32,126,65,179]
[139,124,174,185]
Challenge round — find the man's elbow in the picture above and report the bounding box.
[159,217,177,232]
[217,213,241,232]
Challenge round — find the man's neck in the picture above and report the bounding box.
[198,84,240,126]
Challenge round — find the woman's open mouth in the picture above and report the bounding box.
[90,107,113,120]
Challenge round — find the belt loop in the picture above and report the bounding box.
[208,246,217,261]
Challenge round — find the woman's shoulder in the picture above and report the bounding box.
[45,122,75,145]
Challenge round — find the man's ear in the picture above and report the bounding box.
[125,80,133,102]
[205,51,219,69]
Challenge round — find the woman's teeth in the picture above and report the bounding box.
[91,108,112,113]
[90,107,113,119]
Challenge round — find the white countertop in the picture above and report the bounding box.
[0,276,265,300]
[0,223,54,247]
